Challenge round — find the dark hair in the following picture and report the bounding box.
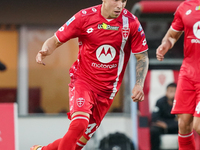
[167,83,177,89]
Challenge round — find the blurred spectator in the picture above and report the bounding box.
[33,106,45,113]
[111,107,123,113]
[150,83,178,150]
[0,61,6,71]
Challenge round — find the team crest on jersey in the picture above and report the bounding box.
[76,98,85,107]
[98,23,119,30]
[122,27,130,39]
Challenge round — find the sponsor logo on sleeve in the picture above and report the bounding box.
[138,25,143,32]
[66,16,75,26]
[138,24,145,37]
[142,39,147,46]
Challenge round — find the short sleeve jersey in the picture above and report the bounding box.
[171,0,200,81]
[55,5,148,99]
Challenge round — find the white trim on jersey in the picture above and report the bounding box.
[109,15,129,99]
[54,33,62,43]
[170,26,183,32]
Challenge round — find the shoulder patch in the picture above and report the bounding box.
[122,9,136,20]
[81,5,99,16]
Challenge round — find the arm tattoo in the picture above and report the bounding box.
[135,51,149,87]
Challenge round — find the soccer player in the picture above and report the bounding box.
[156,0,200,149]
[32,0,149,150]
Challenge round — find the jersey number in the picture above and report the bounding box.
[196,102,200,114]
[85,123,97,138]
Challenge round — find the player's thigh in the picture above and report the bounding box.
[193,82,200,135]
[177,114,193,134]
[68,81,94,119]
[172,77,196,114]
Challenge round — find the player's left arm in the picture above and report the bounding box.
[131,51,149,102]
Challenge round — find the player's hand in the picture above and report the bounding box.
[154,120,167,129]
[36,50,48,65]
[156,42,170,61]
[131,84,144,102]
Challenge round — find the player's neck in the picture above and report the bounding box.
[101,5,110,19]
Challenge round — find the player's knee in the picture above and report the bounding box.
[193,119,200,135]
[70,115,89,132]
[178,120,193,133]
[79,136,88,144]
[193,125,200,135]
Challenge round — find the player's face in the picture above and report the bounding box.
[102,0,127,19]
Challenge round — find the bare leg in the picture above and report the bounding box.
[177,114,195,150]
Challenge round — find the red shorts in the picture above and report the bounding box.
[67,79,113,140]
[171,77,200,117]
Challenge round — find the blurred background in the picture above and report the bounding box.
[1,0,197,150]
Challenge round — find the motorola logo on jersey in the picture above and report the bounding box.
[96,45,116,63]
[193,21,200,39]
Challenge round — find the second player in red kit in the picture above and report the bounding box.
[156,0,200,149]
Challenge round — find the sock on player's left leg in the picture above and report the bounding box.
[58,115,89,150]
[178,131,196,150]
[75,140,86,150]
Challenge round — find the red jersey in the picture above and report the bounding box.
[55,5,148,99]
[171,0,200,81]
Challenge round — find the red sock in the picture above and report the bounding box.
[42,138,61,150]
[58,115,89,150]
[75,140,86,150]
[178,132,196,150]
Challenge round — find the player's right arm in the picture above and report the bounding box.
[36,35,62,65]
[156,28,182,61]
[156,2,184,62]
[36,11,82,65]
